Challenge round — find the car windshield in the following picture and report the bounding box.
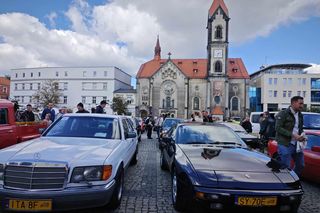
[176,125,246,147]
[44,116,120,139]
[224,123,246,133]
[303,113,320,130]
[305,134,320,149]
[162,119,183,129]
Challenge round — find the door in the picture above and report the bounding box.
[0,108,16,148]
[121,118,136,166]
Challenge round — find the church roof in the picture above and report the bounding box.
[209,0,229,17]
[136,58,249,79]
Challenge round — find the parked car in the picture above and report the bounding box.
[160,122,303,212]
[268,131,320,183]
[221,122,260,149]
[0,99,47,149]
[126,116,142,142]
[159,118,184,143]
[0,114,138,212]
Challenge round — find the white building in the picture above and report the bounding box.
[114,89,137,116]
[10,66,132,111]
[250,64,320,112]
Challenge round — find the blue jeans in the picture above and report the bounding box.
[278,144,304,177]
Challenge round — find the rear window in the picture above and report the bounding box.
[303,113,320,130]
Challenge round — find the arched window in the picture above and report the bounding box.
[215,61,222,72]
[231,96,239,111]
[166,97,171,108]
[162,99,165,108]
[215,25,223,39]
[193,97,200,110]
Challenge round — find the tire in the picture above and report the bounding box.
[108,167,124,209]
[171,169,192,212]
[130,148,138,165]
[160,151,168,170]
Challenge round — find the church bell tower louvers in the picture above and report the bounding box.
[207,0,230,118]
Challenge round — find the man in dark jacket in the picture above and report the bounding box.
[21,104,35,122]
[241,117,252,133]
[76,103,89,113]
[95,100,106,113]
[41,102,55,122]
[275,96,305,176]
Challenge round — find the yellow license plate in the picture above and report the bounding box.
[236,196,277,206]
[8,199,52,211]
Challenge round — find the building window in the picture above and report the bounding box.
[273,78,277,85]
[268,78,272,85]
[214,61,222,72]
[166,97,171,108]
[283,78,287,85]
[83,71,87,77]
[64,71,68,77]
[56,72,59,77]
[37,83,41,90]
[21,96,24,103]
[171,99,175,108]
[93,83,97,90]
[93,71,97,77]
[231,96,239,111]
[298,78,301,86]
[82,96,86,104]
[103,96,107,101]
[92,96,96,104]
[288,91,292,98]
[215,25,223,39]
[63,96,67,104]
[274,91,277,97]
[283,91,287,97]
[22,83,25,90]
[38,72,41,77]
[303,91,306,98]
[193,97,200,110]
[268,90,273,98]
[15,73,18,78]
[103,83,107,90]
[302,78,306,85]
[63,83,67,90]
[30,83,33,90]
[288,78,292,85]
[31,72,33,77]
[3,87,7,93]
[15,83,17,90]
[104,71,108,77]
[162,99,165,108]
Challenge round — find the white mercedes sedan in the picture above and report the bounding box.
[0,114,138,212]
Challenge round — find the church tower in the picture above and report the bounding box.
[207,0,230,118]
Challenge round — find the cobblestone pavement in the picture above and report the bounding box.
[72,133,319,213]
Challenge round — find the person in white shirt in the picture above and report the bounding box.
[155,114,164,140]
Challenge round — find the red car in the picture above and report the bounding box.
[268,131,320,183]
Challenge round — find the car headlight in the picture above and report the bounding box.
[0,164,4,181]
[71,165,112,183]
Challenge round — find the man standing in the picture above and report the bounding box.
[155,114,164,140]
[95,100,107,113]
[76,103,89,113]
[21,104,35,122]
[275,96,306,177]
[41,102,55,122]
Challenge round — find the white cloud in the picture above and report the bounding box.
[45,12,57,28]
[0,0,320,77]
[305,63,320,73]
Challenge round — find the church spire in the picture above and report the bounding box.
[154,35,161,61]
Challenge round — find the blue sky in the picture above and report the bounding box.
[0,0,320,82]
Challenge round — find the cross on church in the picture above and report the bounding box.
[168,52,171,59]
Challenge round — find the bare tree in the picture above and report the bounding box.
[32,80,62,107]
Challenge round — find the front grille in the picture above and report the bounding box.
[4,162,67,190]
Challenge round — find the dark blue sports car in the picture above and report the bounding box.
[160,122,303,212]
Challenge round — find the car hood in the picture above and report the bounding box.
[0,137,120,166]
[179,145,298,189]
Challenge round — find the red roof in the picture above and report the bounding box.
[137,58,249,79]
[209,0,229,17]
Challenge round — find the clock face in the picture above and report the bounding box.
[214,49,223,58]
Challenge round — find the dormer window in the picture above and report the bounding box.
[193,61,197,65]
[232,68,238,73]
[178,61,182,65]
[215,25,223,39]
[193,69,198,73]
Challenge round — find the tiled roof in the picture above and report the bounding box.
[137,59,208,79]
[209,0,229,17]
[227,58,250,79]
[0,77,10,85]
[137,58,249,79]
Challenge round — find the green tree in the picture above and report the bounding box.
[32,80,62,107]
[111,96,128,115]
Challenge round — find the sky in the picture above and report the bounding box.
[1,0,320,83]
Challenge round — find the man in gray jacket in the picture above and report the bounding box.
[275,96,306,176]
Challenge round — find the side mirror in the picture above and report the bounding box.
[311,146,320,152]
[126,132,137,139]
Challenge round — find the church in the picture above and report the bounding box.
[136,0,249,119]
